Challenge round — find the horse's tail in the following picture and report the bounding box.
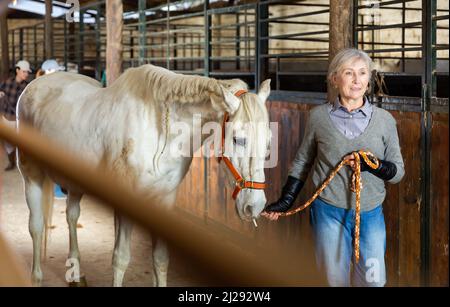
[41,177,54,260]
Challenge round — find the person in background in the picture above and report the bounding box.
[0,60,31,171]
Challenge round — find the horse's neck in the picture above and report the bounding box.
[169,102,224,153]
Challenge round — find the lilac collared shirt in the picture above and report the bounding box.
[327,97,373,140]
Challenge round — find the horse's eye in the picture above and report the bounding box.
[233,137,246,147]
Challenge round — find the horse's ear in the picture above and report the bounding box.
[211,84,241,114]
[258,79,271,102]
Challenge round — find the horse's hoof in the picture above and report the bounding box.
[68,275,88,287]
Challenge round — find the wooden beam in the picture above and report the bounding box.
[0,8,9,80]
[138,0,146,65]
[0,234,30,286]
[328,0,354,101]
[45,0,53,59]
[106,0,123,85]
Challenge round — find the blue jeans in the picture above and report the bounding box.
[310,197,386,287]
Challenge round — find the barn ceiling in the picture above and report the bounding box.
[4,0,256,19]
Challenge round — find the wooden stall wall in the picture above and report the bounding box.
[175,100,449,286]
[430,112,449,286]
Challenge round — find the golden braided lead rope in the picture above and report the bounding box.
[353,152,362,263]
[279,159,348,217]
[279,150,379,264]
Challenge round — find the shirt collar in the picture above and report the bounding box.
[332,96,371,116]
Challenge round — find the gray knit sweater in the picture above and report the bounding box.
[288,103,405,211]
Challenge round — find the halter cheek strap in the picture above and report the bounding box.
[217,90,267,200]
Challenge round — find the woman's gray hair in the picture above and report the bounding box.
[327,48,374,102]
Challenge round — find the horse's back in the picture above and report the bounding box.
[18,72,101,124]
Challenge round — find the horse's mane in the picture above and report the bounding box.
[109,64,248,109]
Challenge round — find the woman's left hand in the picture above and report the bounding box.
[261,211,282,221]
[344,153,358,170]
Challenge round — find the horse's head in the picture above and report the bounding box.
[215,79,272,222]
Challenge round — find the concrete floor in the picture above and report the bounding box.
[0,152,204,287]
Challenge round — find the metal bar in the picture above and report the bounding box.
[420,0,436,287]
[235,12,240,71]
[211,37,255,44]
[261,51,329,58]
[401,6,407,73]
[209,71,256,76]
[260,0,329,6]
[357,0,418,9]
[64,18,67,72]
[127,11,205,27]
[257,1,269,89]
[11,30,15,69]
[139,0,146,65]
[353,0,358,47]
[204,0,211,77]
[267,20,329,26]
[78,9,85,73]
[34,26,37,69]
[95,4,102,79]
[261,30,329,40]
[356,21,423,31]
[433,14,450,21]
[166,0,170,70]
[361,47,423,53]
[261,9,330,23]
[207,3,256,15]
[19,29,23,60]
[210,21,256,30]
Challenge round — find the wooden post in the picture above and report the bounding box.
[138,0,146,65]
[106,0,123,85]
[0,8,9,80]
[45,0,53,59]
[328,0,354,101]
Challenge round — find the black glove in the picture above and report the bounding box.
[360,158,397,181]
[264,176,304,213]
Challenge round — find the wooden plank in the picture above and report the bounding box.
[430,112,449,286]
[390,111,421,286]
[45,0,53,59]
[328,0,354,101]
[207,158,227,225]
[106,0,123,85]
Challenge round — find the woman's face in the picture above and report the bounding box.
[333,58,370,102]
[16,69,30,82]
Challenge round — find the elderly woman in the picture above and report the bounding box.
[262,48,404,287]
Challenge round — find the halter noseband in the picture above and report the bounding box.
[217,90,266,200]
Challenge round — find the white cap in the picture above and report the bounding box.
[15,60,32,73]
[41,59,63,73]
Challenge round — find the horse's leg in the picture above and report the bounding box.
[66,191,84,285]
[23,176,46,286]
[152,236,170,287]
[112,212,133,287]
[151,192,178,287]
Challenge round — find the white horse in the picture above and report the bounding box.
[16,64,272,286]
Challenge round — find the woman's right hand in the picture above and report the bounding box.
[261,176,305,221]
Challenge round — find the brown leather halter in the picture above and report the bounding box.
[217,90,266,200]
